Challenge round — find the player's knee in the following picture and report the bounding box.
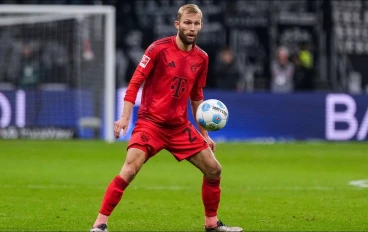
[120,148,146,182]
[120,164,139,182]
[125,167,138,179]
[205,163,222,179]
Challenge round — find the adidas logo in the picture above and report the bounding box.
[167,61,176,67]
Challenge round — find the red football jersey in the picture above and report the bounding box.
[124,36,209,128]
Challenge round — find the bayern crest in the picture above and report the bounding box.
[190,62,198,72]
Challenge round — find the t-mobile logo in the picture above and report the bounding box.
[326,94,368,140]
[171,76,187,98]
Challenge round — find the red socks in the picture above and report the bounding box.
[202,177,221,217]
[98,175,220,218]
[99,175,129,216]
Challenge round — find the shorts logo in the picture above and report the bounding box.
[141,132,150,142]
[139,55,150,68]
[190,62,198,72]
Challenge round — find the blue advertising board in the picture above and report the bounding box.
[1,89,368,141]
[0,90,94,139]
[116,88,368,142]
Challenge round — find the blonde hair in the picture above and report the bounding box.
[177,4,202,21]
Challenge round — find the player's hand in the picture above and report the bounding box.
[204,135,216,152]
[114,117,129,139]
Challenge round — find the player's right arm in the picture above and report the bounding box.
[114,43,159,139]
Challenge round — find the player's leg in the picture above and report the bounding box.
[167,122,242,231]
[92,147,146,229]
[91,120,166,231]
[187,148,242,232]
[186,148,222,227]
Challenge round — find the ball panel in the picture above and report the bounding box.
[206,122,219,131]
[217,119,227,129]
[202,111,213,122]
[212,114,222,124]
[217,100,226,109]
[198,117,206,128]
[201,103,211,112]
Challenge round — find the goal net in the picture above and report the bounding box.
[0,5,115,142]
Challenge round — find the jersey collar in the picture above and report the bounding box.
[172,36,196,55]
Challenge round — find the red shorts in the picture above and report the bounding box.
[127,119,209,161]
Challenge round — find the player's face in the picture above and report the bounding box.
[175,12,202,45]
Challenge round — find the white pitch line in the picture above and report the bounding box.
[0,184,345,191]
[349,180,368,188]
[131,186,185,191]
[0,184,78,189]
[0,184,186,190]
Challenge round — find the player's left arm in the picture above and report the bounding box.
[190,99,206,135]
[190,99,216,152]
[190,56,216,151]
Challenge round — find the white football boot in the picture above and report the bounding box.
[205,221,243,232]
[90,224,108,232]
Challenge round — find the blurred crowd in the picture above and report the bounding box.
[0,30,316,93]
[0,0,319,93]
[0,39,315,93]
[0,0,365,94]
[0,36,71,90]
[117,35,316,93]
[212,42,315,93]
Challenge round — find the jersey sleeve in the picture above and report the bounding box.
[135,43,159,77]
[124,69,146,104]
[190,56,208,101]
[124,43,160,104]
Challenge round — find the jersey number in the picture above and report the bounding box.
[182,123,197,143]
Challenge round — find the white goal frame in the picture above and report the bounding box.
[0,5,116,143]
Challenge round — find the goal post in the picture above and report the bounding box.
[0,5,116,143]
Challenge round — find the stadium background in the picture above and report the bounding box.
[1,0,368,142]
[0,0,368,231]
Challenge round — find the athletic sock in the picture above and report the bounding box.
[202,176,221,227]
[99,175,129,216]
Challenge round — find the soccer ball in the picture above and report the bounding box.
[196,99,229,131]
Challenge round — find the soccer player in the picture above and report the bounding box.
[91,4,242,232]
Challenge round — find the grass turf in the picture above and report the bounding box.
[0,140,367,231]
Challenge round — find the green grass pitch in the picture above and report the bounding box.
[0,140,367,231]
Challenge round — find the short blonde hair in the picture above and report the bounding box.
[177,4,202,21]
